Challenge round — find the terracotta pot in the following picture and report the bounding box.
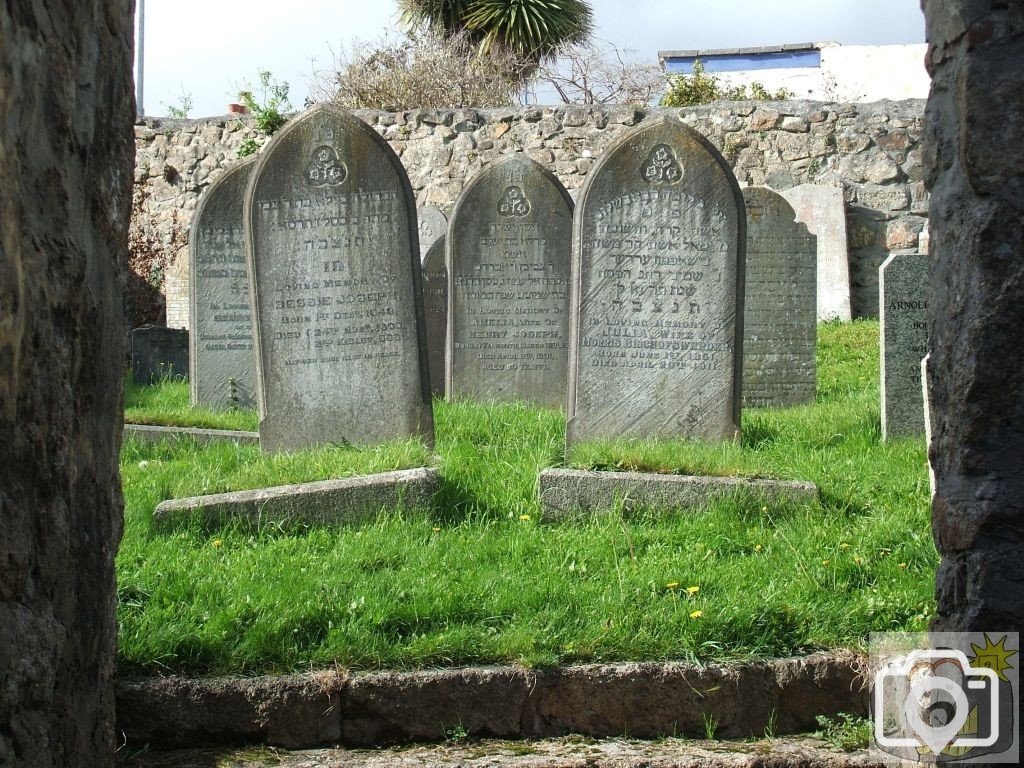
[227,103,248,115]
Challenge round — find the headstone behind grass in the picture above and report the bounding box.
[244,103,434,452]
[189,157,257,410]
[741,187,817,408]
[567,118,746,445]
[417,206,447,256]
[421,235,447,398]
[879,252,929,439]
[447,154,573,407]
[131,326,188,383]
[779,184,852,321]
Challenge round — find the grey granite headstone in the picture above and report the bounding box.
[567,118,745,445]
[448,154,573,407]
[189,157,257,410]
[741,187,817,408]
[779,184,851,321]
[421,235,447,398]
[131,326,189,383]
[879,252,928,439]
[244,103,434,452]
[417,206,447,257]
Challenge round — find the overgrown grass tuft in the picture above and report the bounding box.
[117,320,936,676]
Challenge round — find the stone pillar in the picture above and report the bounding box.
[922,2,1024,632]
[0,2,134,765]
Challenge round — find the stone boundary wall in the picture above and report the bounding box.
[131,100,927,329]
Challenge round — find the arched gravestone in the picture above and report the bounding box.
[447,154,573,407]
[741,187,817,408]
[417,206,447,257]
[189,157,257,410]
[244,103,434,451]
[567,118,745,445]
[421,235,447,398]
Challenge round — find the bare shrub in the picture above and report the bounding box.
[537,40,664,105]
[311,31,529,110]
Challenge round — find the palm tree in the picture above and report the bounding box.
[397,0,594,66]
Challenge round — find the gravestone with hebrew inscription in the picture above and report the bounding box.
[741,187,817,408]
[189,157,257,410]
[417,206,447,257]
[448,154,573,407]
[879,252,928,440]
[244,103,434,452]
[131,326,189,383]
[421,235,447,398]
[567,118,745,445]
[780,184,851,321]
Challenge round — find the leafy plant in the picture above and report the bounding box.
[237,138,260,159]
[163,89,193,119]
[239,70,291,136]
[815,713,872,752]
[661,59,793,107]
[702,711,719,740]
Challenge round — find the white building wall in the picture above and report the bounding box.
[698,44,928,103]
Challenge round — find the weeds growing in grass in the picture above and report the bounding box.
[814,712,873,751]
[117,320,936,676]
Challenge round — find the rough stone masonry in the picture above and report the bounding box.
[923,1,1024,640]
[132,100,928,328]
[0,1,134,766]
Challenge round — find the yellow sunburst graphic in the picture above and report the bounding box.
[969,633,1017,682]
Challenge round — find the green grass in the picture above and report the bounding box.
[125,375,259,431]
[117,319,936,676]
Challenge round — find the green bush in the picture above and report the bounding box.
[661,59,793,107]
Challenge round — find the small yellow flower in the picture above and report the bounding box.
[898,562,908,569]
[212,539,223,548]
[686,586,700,595]
[665,582,680,589]
[519,514,531,522]
[840,543,850,550]
[821,559,830,566]
[761,506,768,513]
[689,610,704,619]
[854,557,863,565]
[432,527,441,532]
[754,544,763,552]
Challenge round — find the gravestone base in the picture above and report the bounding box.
[154,468,438,530]
[538,468,818,519]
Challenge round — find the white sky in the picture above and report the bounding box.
[136,0,926,118]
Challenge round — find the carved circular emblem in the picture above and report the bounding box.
[306,145,348,187]
[642,144,683,185]
[498,186,531,218]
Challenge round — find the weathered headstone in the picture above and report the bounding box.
[131,326,189,382]
[741,187,817,407]
[244,103,434,452]
[421,235,447,398]
[189,157,256,409]
[567,118,745,445]
[417,206,447,257]
[780,184,852,321]
[879,252,928,439]
[447,154,573,407]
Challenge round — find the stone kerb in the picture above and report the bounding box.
[741,186,817,408]
[447,154,573,407]
[879,252,929,439]
[567,116,745,445]
[154,468,439,530]
[244,103,434,452]
[539,468,818,518]
[189,156,257,410]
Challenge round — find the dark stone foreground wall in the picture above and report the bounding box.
[924,2,1024,639]
[0,2,134,765]
[132,100,927,328]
